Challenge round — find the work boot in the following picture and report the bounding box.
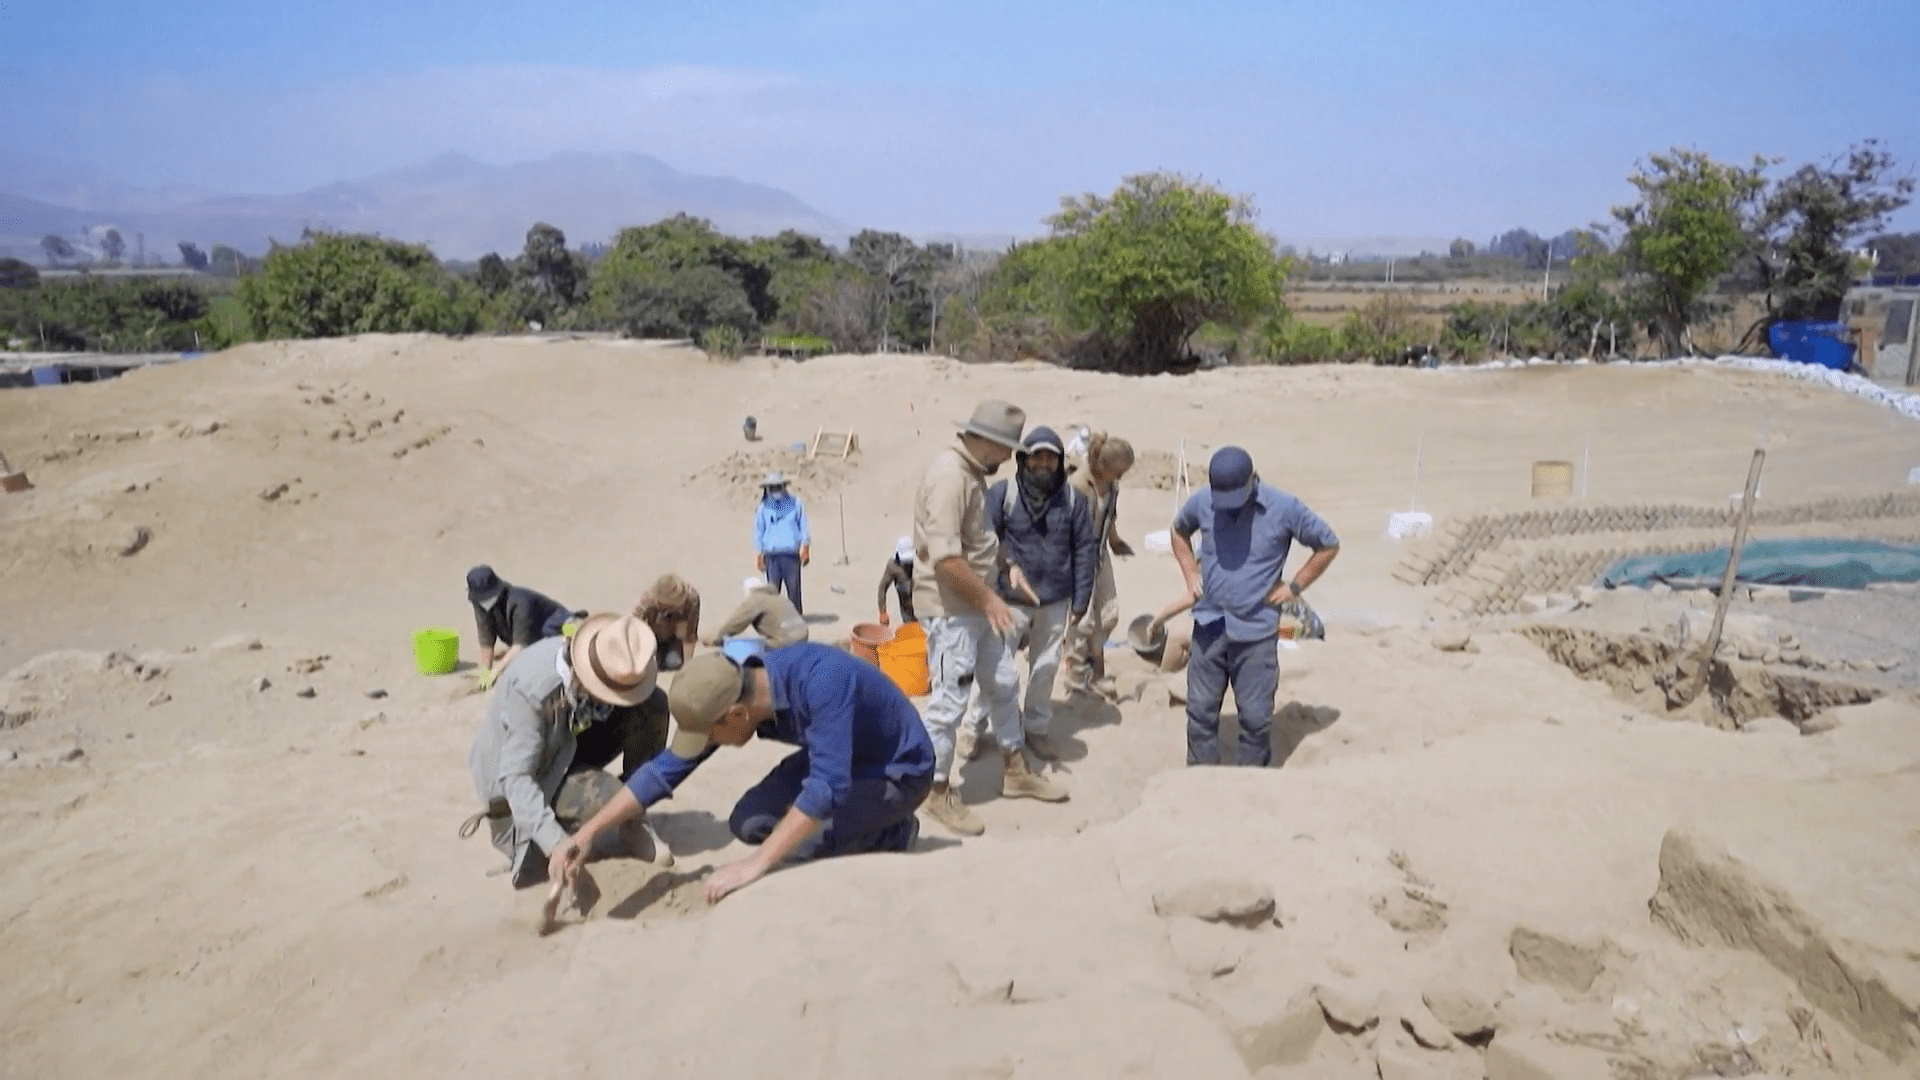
[1025,731,1061,761]
[957,724,984,762]
[615,818,675,868]
[922,783,984,836]
[1002,749,1069,802]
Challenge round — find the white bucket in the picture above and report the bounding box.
[1386,511,1433,539]
[1143,529,1172,555]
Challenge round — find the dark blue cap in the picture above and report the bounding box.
[1208,446,1255,509]
[466,564,503,604]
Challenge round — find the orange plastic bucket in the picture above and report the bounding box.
[876,620,929,697]
[849,622,893,666]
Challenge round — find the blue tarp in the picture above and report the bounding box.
[1601,538,1920,592]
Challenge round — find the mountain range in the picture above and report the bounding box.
[0,152,851,263]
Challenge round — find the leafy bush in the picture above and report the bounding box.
[238,232,482,339]
[699,324,745,359]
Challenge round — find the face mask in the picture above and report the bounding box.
[480,593,500,610]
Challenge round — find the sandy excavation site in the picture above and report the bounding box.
[5,336,1920,1080]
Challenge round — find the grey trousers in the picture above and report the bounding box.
[1184,620,1279,767]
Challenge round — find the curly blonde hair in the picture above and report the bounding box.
[634,573,699,620]
[1087,433,1135,479]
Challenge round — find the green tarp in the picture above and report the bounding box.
[1600,538,1920,592]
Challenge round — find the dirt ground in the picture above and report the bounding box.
[3,337,1920,1079]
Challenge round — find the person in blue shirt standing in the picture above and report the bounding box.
[753,471,812,614]
[547,643,936,905]
[1169,446,1340,768]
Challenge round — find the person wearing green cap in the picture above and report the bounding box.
[1169,445,1340,767]
[548,643,936,904]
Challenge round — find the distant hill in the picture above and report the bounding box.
[0,151,850,262]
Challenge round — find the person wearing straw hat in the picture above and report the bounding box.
[549,644,935,904]
[1170,446,1340,768]
[466,565,582,692]
[463,613,674,889]
[753,470,811,614]
[875,535,917,626]
[705,575,811,650]
[910,398,1066,838]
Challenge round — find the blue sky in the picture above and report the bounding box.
[5,0,1918,244]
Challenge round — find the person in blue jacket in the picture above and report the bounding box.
[548,644,936,905]
[957,426,1097,768]
[753,471,811,614]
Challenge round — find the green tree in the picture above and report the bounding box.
[1746,140,1914,322]
[101,228,127,265]
[587,217,764,338]
[0,258,40,289]
[1041,172,1289,373]
[512,223,586,325]
[237,231,481,339]
[178,242,209,271]
[1867,231,1920,275]
[1448,238,1476,260]
[1610,148,1767,355]
[475,253,513,296]
[41,234,75,267]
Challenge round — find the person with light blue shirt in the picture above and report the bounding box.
[753,470,811,613]
[1170,446,1340,767]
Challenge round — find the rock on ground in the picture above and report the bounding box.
[1152,878,1277,927]
[1509,925,1608,995]
[1647,828,1920,1062]
[1485,1034,1615,1080]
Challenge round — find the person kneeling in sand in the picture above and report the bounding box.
[633,572,701,672]
[463,613,674,889]
[705,575,810,651]
[550,644,936,905]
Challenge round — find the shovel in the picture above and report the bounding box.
[0,450,30,494]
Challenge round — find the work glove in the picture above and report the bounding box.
[477,667,498,692]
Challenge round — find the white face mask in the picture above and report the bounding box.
[480,593,501,610]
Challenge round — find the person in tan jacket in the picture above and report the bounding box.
[911,400,1067,838]
[705,576,810,650]
[1063,432,1136,693]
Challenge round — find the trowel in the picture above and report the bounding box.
[0,449,30,494]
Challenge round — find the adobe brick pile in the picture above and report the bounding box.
[1395,491,1920,617]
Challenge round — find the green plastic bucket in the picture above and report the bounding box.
[413,628,460,675]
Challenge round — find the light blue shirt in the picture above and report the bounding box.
[754,495,810,554]
[1172,483,1338,642]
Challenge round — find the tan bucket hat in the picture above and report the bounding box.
[954,399,1026,451]
[665,651,748,758]
[569,613,660,707]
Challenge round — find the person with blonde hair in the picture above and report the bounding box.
[633,573,702,672]
[1063,431,1137,692]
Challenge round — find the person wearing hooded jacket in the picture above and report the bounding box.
[753,471,811,614]
[960,425,1098,767]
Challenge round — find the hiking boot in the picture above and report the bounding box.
[956,724,984,762]
[1025,732,1061,761]
[922,784,984,836]
[1002,750,1069,802]
[617,818,675,868]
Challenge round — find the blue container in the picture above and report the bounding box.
[30,365,64,387]
[1767,321,1855,371]
[721,637,767,664]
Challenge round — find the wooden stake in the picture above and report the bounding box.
[1670,448,1766,708]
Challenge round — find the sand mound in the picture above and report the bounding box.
[4,336,1920,1078]
[688,445,861,511]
